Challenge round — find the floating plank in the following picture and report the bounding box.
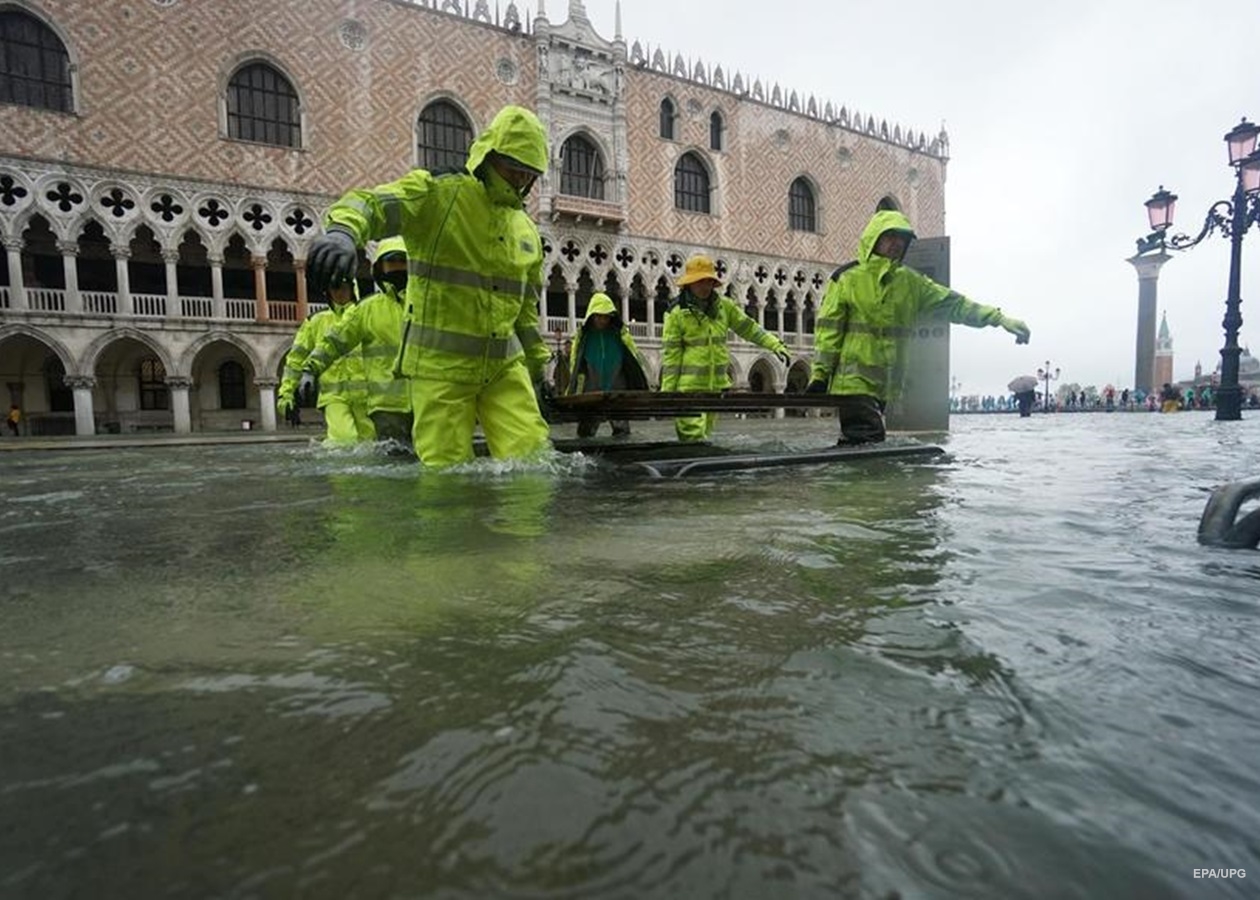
[628,443,945,478]
[547,391,850,422]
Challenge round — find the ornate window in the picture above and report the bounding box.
[0,10,71,112]
[709,111,723,151]
[659,98,676,140]
[674,153,711,214]
[226,62,301,148]
[788,177,817,232]
[139,357,169,411]
[559,134,605,200]
[218,360,247,409]
[417,100,473,172]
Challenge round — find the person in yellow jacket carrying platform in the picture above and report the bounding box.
[660,254,790,442]
[566,291,649,438]
[807,200,1031,445]
[276,278,374,445]
[303,237,413,446]
[305,105,552,467]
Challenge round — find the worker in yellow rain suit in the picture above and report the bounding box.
[808,201,1031,445]
[660,254,791,442]
[305,105,552,467]
[276,278,374,444]
[303,237,413,446]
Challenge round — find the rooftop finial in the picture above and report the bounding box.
[614,0,622,39]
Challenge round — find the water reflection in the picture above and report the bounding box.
[1,415,1258,898]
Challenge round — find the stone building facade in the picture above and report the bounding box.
[0,0,949,435]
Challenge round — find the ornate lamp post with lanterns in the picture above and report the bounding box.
[1133,118,1260,421]
[1037,361,1060,413]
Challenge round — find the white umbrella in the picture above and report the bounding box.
[1008,375,1038,393]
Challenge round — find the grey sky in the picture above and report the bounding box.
[577,0,1260,396]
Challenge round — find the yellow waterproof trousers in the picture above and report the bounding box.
[674,411,718,442]
[322,400,376,445]
[409,363,551,468]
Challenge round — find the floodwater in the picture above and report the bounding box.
[1,412,1258,899]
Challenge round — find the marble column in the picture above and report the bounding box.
[255,378,278,432]
[163,248,180,319]
[111,244,133,315]
[252,254,268,322]
[65,375,96,436]
[755,300,766,329]
[3,237,26,310]
[294,258,308,321]
[646,294,656,337]
[565,283,578,333]
[166,376,193,434]
[57,240,81,313]
[795,300,804,347]
[209,253,225,319]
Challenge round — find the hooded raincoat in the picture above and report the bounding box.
[306,238,410,418]
[565,293,649,394]
[811,209,1006,402]
[279,303,373,443]
[322,106,552,466]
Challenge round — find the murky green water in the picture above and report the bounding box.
[2,413,1258,899]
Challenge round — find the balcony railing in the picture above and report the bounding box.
[133,293,166,317]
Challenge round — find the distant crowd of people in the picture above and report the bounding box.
[952,384,1260,414]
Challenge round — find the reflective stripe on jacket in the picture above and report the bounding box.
[660,293,786,392]
[810,209,1004,401]
[324,106,550,386]
[307,289,409,414]
[280,305,369,408]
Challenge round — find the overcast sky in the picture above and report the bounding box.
[575,0,1260,396]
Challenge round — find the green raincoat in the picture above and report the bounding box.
[566,293,649,394]
[811,209,1006,401]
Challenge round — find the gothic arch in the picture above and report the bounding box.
[0,322,73,370]
[180,330,264,378]
[81,326,173,376]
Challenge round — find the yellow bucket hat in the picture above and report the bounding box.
[676,254,721,287]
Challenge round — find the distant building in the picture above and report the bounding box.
[0,0,951,434]
[1153,311,1173,388]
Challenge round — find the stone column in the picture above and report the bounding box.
[65,375,96,436]
[294,258,308,320]
[775,300,785,339]
[255,378,278,432]
[1127,251,1170,395]
[165,376,193,434]
[3,237,27,310]
[163,248,180,319]
[565,282,578,333]
[58,240,82,313]
[795,301,804,347]
[755,299,766,329]
[111,244,133,315]
[209,253,225,319]
[252,254,269,322]
[646,293,657,337]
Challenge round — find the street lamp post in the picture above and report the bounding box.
[1037,361,1061,412]
[1134,117,1260,421]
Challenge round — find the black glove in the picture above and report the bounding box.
[805,380,828,394]
[775,349,791,367]
[307,228,359,298]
